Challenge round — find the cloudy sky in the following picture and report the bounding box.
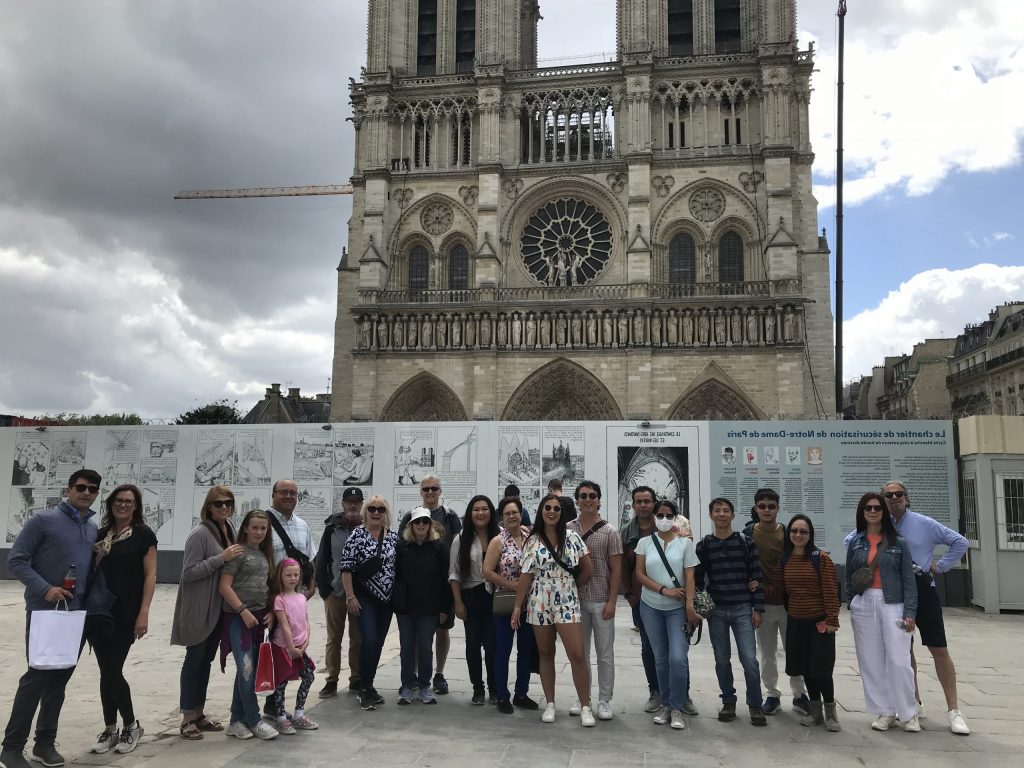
[1,0,1022,419]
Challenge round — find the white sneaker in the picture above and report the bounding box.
[653,707,671,725]
[917,700,927,719]
[114,721,143,754]
[670,709,686,730]
[901,714,921,733]
[227,721,253,740]
[948,709,970,735]
[542,703,556,723]
[580,706,596,727]
[871,715,897,731]
[596,700,613,721]
[90,727,118,754]
[251,720,279,740]
[271,718,296,735]
[569,700,582,716]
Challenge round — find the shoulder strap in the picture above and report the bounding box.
[267,511,296,553]
[739,533,754,582]
[650,533,682,589]
[581,519,607,542]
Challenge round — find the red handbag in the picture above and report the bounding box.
[255,640,275,697]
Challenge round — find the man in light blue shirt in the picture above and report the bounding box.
[881,481,969,736]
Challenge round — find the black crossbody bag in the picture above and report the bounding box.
[267,512,315,587]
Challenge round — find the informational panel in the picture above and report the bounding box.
[0,420,957,564]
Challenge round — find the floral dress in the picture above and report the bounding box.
[520,530,588,625]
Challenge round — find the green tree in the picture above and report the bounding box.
[39,412,144,426]
[176,399,242,425]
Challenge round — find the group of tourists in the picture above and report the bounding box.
[0,468,972,768]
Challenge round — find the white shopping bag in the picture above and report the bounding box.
[28,602,86,670]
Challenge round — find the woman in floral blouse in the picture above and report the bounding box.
[512,493,594,726]
[483,496,538,715]
[340,495,398,712]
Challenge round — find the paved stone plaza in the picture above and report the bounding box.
[0,582,1020,767]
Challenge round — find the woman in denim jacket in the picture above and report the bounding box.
[845,492,919,733]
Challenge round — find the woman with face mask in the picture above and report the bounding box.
[632,500,702,731]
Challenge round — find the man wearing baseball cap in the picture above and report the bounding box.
[315,487,365,697]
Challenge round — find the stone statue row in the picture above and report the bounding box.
[358,305,802,352]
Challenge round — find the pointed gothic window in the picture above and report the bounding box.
[449,245,469,290]
[718,231,744,283]
[714,0,742,54]
[668,234,696,284]
[668,0,694,56]
[409,246,429,292]
[455,0,476,73]
[417,0,438,76]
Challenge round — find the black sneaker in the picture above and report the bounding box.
[513,694,540,711]
[488,692,497,705]
[359,690,377,711]
[368,688,385,706]
[749,706,768,727]
[792,694,812,717]
[348,678,362,693]
[432,673,449,695]
[28,744,63,768]
[762,696,781,715]
[718,702,737,722]
[471,690,486,706]
[496,699,514,715]
[319,681,338,698]
[262,700,276,717]
[0,748,31,768]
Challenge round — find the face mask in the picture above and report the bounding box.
[654,517,676,533]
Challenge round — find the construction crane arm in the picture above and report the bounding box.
[174,184,353,200]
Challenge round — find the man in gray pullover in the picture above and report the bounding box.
[2,469,101,768]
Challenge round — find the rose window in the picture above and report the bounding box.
[521,198,612,287]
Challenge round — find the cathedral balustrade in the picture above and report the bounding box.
[353,301,805,354]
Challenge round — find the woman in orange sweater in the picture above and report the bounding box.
[773,514,841,731]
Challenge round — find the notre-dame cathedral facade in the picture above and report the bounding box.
[331,0,835,422]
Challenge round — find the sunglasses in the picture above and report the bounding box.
[863,504,884,512]
[421,486,440,493]
[654,512,676,520]
[366,506,386,513]
[211,499,234,509]
[411,518,431,525]
[73,484,100,494]
[883,491,905,499]
[577,492,599,500]
[790,529,810,536]
[541,504,561,512]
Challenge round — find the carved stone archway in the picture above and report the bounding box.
[379,372,468,422]
[666,378,762,420]
[501,358,622,421]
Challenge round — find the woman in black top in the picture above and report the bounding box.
[89,484,157,755]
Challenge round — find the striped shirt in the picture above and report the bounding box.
[695,532,765,612]
[778,550,840,629]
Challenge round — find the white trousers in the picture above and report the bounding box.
[850,588,916,721]
[580,600,615,702]
[756,603,805,698]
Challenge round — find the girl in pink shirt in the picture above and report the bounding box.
[268,560,318,733]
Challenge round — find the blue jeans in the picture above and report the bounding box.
[355,595,393,691]
[227,615,260,728]
[492,614,535,702]
[397,614,436,689]
[178,620,221,711]
[632,603,659,694]
[639,602,689,711]
[709,604,763,707]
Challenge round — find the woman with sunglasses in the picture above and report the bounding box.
[394,507,451,705]
[482,496,538,714]
[88,485,157,755]
[449,495,500,706]
[773,514,841,731]
[512,493,594,725]
[845,492,919,732]
[340,496,398,711]
[172,486,245,740]
[633,500,701,731]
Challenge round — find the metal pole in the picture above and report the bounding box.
[835,1,847,417]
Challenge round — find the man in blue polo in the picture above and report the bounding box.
[2,470,101,768]
[882,481,970,736]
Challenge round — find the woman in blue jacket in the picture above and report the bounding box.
[845,492,919,733]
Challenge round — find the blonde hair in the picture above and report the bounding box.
[362,495,392,531]
[402,517,444,542]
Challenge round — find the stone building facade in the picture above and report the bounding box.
[872,339,956,420]
[948,303,1024,418]
[331,0,835,422]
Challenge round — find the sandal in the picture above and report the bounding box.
[179,720,203,740]
[194,715,224,732]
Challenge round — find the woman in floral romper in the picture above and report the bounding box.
[512,493,594,725]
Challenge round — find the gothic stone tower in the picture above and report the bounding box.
[331,0,835,421]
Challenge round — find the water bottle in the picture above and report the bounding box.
[62,564,76,592]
